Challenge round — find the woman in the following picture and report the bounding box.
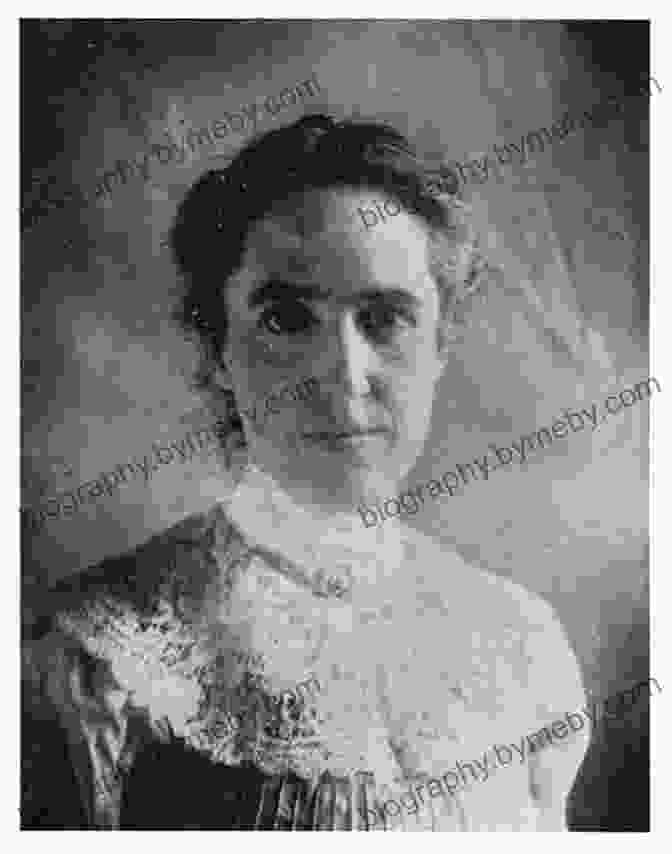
[22,115,589,829]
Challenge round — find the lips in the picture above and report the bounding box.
[302,427,388,441]
[300,427,390,458]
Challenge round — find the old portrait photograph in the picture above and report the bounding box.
[20,16,655,831]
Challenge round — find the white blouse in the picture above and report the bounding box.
[23,464,589,830]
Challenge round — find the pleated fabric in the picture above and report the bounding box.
[254,771,360,830]
[250,770,465,831]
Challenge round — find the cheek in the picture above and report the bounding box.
[388,370,438,437]
[260,400,311,434]
[242,380,316,439]
[228,332,276,403]
[391,351,440,401]
[231,326,268,369]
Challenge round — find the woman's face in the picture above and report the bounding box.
[222,187,449,514]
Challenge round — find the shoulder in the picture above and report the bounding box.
[398,525,582,701]
[30,504,227,638]
[23,505,243,731]
[23,504,245,697]
[399,524,556,633]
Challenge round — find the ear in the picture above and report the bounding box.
[434,242,497,365]
[201,359,239,416]
[435,313,462,367]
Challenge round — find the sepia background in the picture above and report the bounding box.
[21,19,650,830]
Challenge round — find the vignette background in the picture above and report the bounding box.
[21,18,652,830]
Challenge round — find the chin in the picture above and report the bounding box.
[307,470,393,514]
[297,462,404,516]
[250,433,420,514]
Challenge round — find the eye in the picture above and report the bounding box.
[259,301,317,336]
[357,303,416,339]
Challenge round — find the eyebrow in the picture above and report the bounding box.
[358,288,423,311]
[248,279,423,311]
[248,280,331,308]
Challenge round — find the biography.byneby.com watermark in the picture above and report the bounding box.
[359,677,661,827]
[22,377,318,534]
[359,376,660,528]
[358,74,661,230]
[22,72,322,237]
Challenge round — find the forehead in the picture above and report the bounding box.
[228,188,437,306]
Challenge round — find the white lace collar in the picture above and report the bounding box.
[222,464,405,595]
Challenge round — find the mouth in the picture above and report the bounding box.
[300,427,390,453]
[302,427,389,443]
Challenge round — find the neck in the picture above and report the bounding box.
[223,464,405,589]
[246,452,399,522]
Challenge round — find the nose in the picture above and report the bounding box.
[323,311,380,398]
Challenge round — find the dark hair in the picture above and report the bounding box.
[170,113,494,392]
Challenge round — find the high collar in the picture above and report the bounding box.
[222,464,405,593]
